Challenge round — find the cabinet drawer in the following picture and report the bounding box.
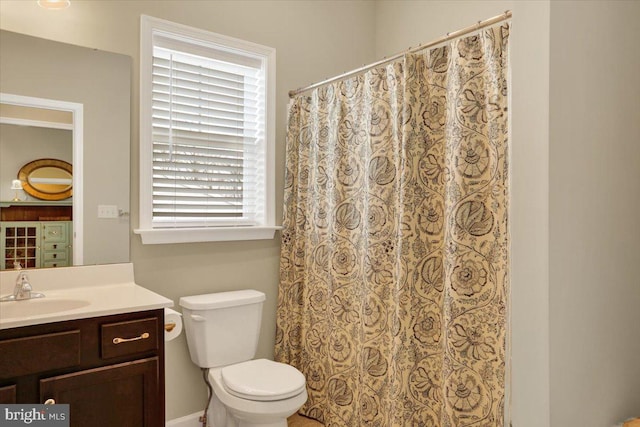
[42,260,69,268]
[42,251,67,262]
[43,242,67,251]
[101,318,158,359]
[0,330,80,378]
[41,223,67,243]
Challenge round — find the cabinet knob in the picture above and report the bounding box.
[44,398,56,405]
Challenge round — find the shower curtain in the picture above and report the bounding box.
[276,23,509,426]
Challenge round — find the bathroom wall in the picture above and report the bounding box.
[0,0,377,419]
[549,1,640,426]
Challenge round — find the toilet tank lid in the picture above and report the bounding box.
[179,290,265,310]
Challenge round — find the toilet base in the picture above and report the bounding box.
[207,368,307,427]
[208,391,292,427]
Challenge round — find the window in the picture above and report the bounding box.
[136,16,277,244]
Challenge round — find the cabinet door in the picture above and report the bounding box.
[0,385,16,404]
[40,357,161,427]
[1,222,40,270]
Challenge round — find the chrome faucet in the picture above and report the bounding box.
[0,269,45,302]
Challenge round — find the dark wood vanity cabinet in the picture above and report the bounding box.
[0,309,165,427]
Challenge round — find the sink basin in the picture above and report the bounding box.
[0,298,90,318]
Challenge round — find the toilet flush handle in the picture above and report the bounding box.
[190,314,206,322]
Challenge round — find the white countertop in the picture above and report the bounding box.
[0,263,173,330]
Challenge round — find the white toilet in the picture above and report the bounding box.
[179,290,307,427]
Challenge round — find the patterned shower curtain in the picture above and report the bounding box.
[276,23,510,426]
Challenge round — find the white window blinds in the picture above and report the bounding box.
[150,34,266,228]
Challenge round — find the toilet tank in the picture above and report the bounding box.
[179,290,266,368]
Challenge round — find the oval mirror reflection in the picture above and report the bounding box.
[18,158,73,201]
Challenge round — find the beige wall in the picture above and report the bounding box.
[549,1,640,425]
[1,0,376,419]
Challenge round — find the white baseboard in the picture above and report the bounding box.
[166,412,203,427]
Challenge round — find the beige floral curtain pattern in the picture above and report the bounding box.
[276,23,510,426]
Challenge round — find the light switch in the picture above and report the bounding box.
[98,205,119,218]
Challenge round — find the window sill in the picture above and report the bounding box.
[133,226,281,244]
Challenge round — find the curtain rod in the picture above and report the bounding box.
[288,10,512,98]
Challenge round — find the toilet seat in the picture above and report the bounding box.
[221,359,306,401]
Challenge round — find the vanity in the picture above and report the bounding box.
[0,263,173,426]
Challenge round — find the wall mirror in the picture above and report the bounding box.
[0,29,132,269]
[18,158,73,201]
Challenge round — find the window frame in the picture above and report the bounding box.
[136,15,278,244]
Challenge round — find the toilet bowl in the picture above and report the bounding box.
[208,359,307,427]
[179,290,307,427]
